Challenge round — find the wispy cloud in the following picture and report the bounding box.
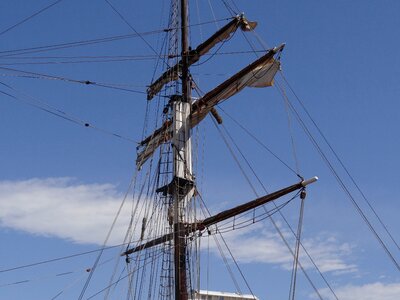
[302,235,357,273]
[207,223,357,274]
[0,178,133,245]
[317,282,400,300]
[0,177,356,275]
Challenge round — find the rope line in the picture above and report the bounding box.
[0,0,65,37]
[0,81,138,144]
[0,17,233,58]
[282,86,301,174]
[275,81,400,273]
[77,173,136,300]
[219,107,301,177]
[0,243,133,274]
[289,194,306,300]
[213,107,336,299]
[0,30,164,58]
[104,0,170,70]
[0,66,147,95]
[280,71,400,253]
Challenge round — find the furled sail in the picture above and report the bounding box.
[190,44,283,128]
[137,44,285,168]
[146,15,257,100]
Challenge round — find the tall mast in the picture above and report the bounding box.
[133,4,286,298]
[180,0,190,102]
[173,0,191,299]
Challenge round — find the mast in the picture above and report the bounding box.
[180,0,190,102]
[173,0,191,299]
[133,5,286,298]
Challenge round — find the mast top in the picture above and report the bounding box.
[301,176,318,187]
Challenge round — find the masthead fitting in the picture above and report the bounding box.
[273,43,286,53]
[301,176,318,187]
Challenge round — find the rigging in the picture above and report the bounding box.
[0,0,65,37]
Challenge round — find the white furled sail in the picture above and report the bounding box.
[147,15,257,100]
[137,44,284,168]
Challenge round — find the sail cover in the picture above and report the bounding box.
[137,44,284,168]
[147,15,257,100]
[190,54,281,128]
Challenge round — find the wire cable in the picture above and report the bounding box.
[0,242,133,274]
[0,81,138,144]
[0,0,65,37]
[275,81,400,272]
[0,17,233,58]
[280,71,400,253]
[77,172,137,300]
[85,245,168,300]
[0,66,147,95]
[197,195,248,296]
[104,0,170,70]
[289,195,306,300]
[212,107,333,299]
[221,0,238,16]
[219,107,301,177]
[224,117,337,298]
[281,86,301,174]
[0,31,165,58]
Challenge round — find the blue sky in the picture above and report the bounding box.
[0,0,399,299]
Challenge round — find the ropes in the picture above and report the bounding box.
[289,192,306,300]
[0,0,65,37]
[85,249,168,300]
[275,78,400,273]
[211,117,258,196]
[197,193,251,297]
[221,0,238,16]
[77,172,137,300]
[3,0,398,298]
[0,66,147,95]
[282,86,301,175]
[0,243,133,274]
[280,71,400,253]
[104,0,171,70]
[0,50,268,67]
[0,81,138,144]
[0,271,72,288]
[0,30,165,58]
[0,17,233,59]
[210,106,336,299]
[219,107,301,177]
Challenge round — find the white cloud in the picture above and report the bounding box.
[206,223,356,274]
[0,177,356,276]
[301,235,357,274]
[317,282,400,300]
[0,178,136,245]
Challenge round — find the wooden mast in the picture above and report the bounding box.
[180,0,190,102]
[173,0,190,299]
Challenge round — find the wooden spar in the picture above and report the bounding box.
[121,177,318,256]
[191,44,284,118]
[190,44,283,127]
[146,15,256,100]
[198,177,317,229]
[123,233,173,255]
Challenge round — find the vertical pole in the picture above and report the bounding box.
[181,0,190,104]
[173,1,191,299]
[172,98,191,300]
